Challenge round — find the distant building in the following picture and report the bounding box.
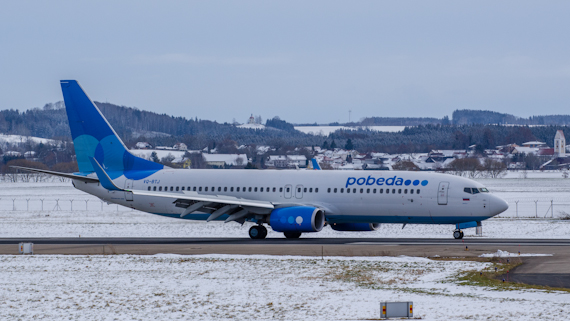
[173,143,187,151]
[248,114,255,124]
[135,142,152,149]
[522,141,546,148]
[554,130,566,157]
[202,154,248,167]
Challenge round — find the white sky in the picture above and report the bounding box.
[1,1,570,124]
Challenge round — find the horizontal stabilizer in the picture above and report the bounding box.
[10,166,99,183]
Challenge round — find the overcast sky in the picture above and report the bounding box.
[1,1,569,124]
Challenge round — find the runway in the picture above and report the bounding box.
[1,237,569,288]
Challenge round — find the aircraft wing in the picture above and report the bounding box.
[88,157,275,222]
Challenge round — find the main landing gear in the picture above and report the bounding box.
[453,229,464,239]
[249,225,268,239]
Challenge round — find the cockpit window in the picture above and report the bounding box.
[479,188,489,193]
[472,188,480,194]
[463,188,472,194]
[464,187,484,194]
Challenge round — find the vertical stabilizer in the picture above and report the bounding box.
[60,80,163,179]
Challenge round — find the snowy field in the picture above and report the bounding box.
[1,254,568,320]
[294,125,406,135]
[0,171,570,238]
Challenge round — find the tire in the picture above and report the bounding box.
[259,225,268,239]
[284,232,302,239]
[453,230,462,239]
[249,226,261,239]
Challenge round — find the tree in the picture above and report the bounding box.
[482,158,507,178]
[447,158,483,178]
[344,139,354,150]
[322,141,329,149]
[392,160,420,171]
[151,151,160,163]
[330,140,337,149]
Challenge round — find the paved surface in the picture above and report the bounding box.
[2,237,569,288]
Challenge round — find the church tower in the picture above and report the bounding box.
[554,130,566,157]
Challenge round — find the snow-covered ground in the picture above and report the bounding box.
[1,173,570,238]
[294,125,406,135]
[0,254,568,320]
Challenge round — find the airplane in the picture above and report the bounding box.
[14,80,509,240]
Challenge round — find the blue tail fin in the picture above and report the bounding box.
[61,80,163,179]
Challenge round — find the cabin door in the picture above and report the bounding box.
[284,184,292,199]
[295,185,304,199]
[437,181,449,205]
[124,179,134,201]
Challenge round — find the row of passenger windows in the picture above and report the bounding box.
[327,187,420,195]
[147,185,319,193]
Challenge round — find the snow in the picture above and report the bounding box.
[294,125,406,135]
[237,123,265,129]
[479,250,553,258]
[0,254,568,320]
[130,149,186,163]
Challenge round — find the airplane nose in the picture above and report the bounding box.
[491,195,509,216]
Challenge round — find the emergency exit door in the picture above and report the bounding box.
[437,181,449,205]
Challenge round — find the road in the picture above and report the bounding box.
[1,237,569,288]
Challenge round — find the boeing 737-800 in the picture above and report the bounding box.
[15,80,509,239]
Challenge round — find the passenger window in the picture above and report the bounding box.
[255,187,258,192]
[340,188,344,193]
[309,188,313,193]
[353,188,356,193]
[297,187,301,193]
[327,188,331,193]
[360,189,363,193]
[380,188,383,193]
[315,188,318,193]
[392,189,396,194]
[410,189,414,194]
[417,189,420,194]
[398,189,401,194]
[205,187,208,192]
[224,187,227,192]
[367,188,370,193]
[147,186,151,191]
[193,187,196,191]
[386,189,389,194]
[304,188,307,193]
[169,187,172,191]
[334,188,337,193]
[159,186,162,191]
[176,186,179,191]
[181,186,185,191]
[273,187,276,192]
[237,187,240,192]
[286,187,290,192]
[404,189,407,194]
[373,188,376,193]
[347,188,351,193]
[230,187,234,192]
[153,186,157,191]
[199,187,202,191]
[249,187,252,192]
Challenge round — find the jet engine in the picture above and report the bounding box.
[329,223,380,231]
[269,206,325,232]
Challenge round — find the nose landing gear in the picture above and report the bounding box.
[249,225,268,239]
[453,229,464,239]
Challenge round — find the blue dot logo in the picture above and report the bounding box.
[404,180,411,186]
[288,216,294,224]
[421,180,428,186]
[413,180,420,186]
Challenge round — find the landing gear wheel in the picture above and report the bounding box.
[284,232,302,239]
[453,230,464,239]
[249,225,267,239]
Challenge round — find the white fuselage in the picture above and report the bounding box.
[74,169,508,225]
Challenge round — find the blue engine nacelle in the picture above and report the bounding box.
[330,223,380,232]
[269,206,325,232]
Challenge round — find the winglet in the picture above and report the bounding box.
[310,158,322,170]
[89,157,124,191]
